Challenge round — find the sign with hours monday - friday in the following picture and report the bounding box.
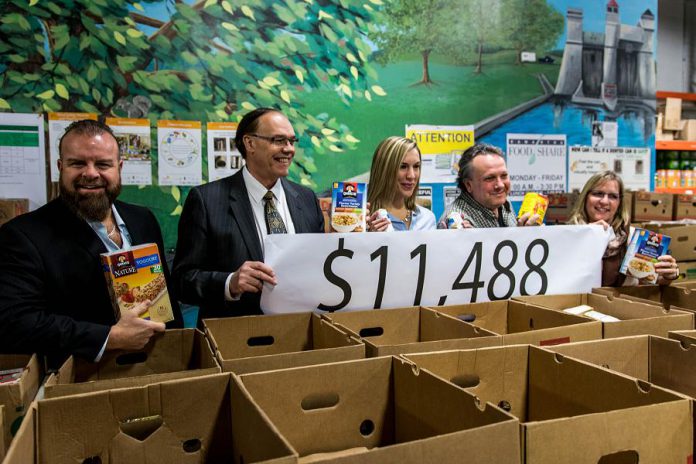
[260,225,611,314]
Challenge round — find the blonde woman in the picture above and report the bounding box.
[568,171,678,286]
[366,136,436,231]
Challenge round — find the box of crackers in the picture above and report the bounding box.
[101,243,174,323]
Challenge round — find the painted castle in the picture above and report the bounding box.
[555,0,656,111]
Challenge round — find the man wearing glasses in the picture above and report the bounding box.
[173,108,324,322]
[438,143,541,228]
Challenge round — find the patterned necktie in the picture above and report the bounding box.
[263,191,287,234]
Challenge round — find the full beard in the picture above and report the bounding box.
[59,180,121,221]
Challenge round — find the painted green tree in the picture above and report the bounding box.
[0,0,384,244]
[371,0,458,85]
[501,0,564,65]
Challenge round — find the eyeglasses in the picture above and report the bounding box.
[590,190,620,201]
[247,134,299,147]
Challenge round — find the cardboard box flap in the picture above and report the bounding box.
[529,348,684,422]
[3,402,35,464]
[321,307,422,344]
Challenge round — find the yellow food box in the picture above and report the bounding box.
[101,243,174,323]
[517,192,549,225]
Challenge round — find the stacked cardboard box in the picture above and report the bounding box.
[203,312,364,374]
[44,329,219,398]
[544,192,578,224]
[632,192,674,222]
[403,344,693,463]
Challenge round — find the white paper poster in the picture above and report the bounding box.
[592,121,618,148]
[569,146,650,191]
[47,112,97,182]
[443,186,460,209]
[405,125,474,183]
[207,122,243,182]
[416,186,432,210]
[506,134,567,202]
[0,113,47,208]
[106,117,152,185]
[260,225,610,314]
[157,120,202,186]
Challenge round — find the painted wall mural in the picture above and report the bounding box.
[0,0,656,247]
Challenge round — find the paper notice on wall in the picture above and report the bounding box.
[157,120,202,186]
[506,134,567,201]
[106,117,152,185]
[47,112,97,182]
[405,125,474,183]
[592,121,618,148]
[416,186,432,210]
[443,186,460,209]
[207,122,243,182]
[569,146,650,191]
[0,113,47,208]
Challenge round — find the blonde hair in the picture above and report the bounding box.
[367,136,421,211]
[567,170,630,232]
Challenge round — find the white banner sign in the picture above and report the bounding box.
[260,225,610,314]
[506,133,567,201]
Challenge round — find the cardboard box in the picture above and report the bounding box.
[513,293,694,338]
[0,355,41,452]
[681,120,696,141]
[632,191,674,222]
[321,306,500,357]
[549,335,696,459]
[643,222,696,261]
[665,97,683,130]
[204,312,364,374]
[594,284,696,312]
[44,329,219,398]
[403,344,693,464]
[429,300,601,346]
[544,192,578,224]
[5,373,297,464]
[675,195,696,220]
[679,260,696,280]
[0,199,29,227]
[233,356,521,464]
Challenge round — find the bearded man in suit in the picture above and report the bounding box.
[0,119,182,367]
[173,108,324,321]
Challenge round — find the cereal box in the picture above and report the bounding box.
[101,243,174,323]
[619,228,672,285]
[330,182,367,232]
[517,192,548,225]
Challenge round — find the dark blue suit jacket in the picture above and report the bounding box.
[172,170,324,321]
[0,198,182,366]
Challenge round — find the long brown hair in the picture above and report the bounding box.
[367,136,421,211]
[567,170,630,232]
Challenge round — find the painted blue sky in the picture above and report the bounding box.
[547,0,657,49]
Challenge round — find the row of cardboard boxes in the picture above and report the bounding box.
[4,287,696,462]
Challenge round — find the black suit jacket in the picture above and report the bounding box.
[0,198,182,366]
[172,170,324,320]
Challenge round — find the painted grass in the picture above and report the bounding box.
[300,60,560,192]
